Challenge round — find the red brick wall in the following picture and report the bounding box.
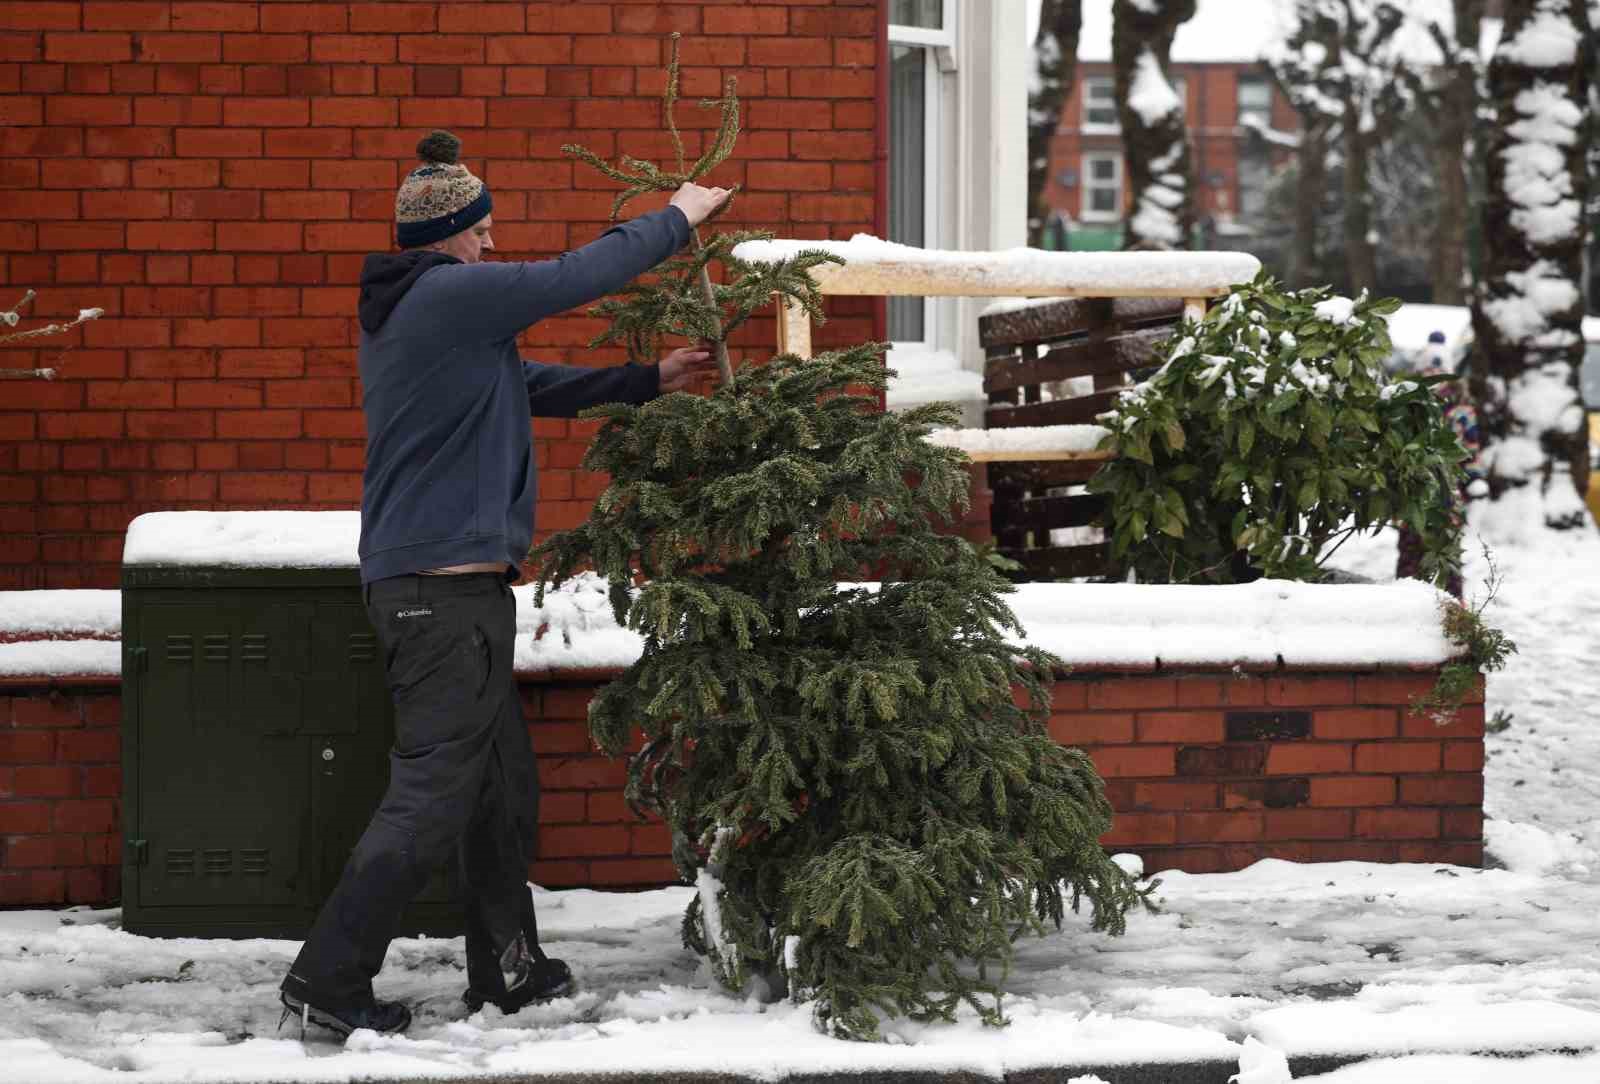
[0,1,882,588]
[0,667,1486,906]
[1047,60,1294,227]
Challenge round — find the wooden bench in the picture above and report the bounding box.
[734,241,1261,579]
[979,297,1188,580]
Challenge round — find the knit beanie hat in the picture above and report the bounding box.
[394,130,493,248]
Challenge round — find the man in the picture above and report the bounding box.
[279,129,726,1036]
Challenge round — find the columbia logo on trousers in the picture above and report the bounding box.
[395,608,434,619]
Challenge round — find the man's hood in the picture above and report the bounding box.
[358,250,461,333]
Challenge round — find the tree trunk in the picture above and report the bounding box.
[1341,111,1379,295]
[1290,120,1329,287]
[1268,2,1342,288]
[1027,0,1083,247]
[1112,0,1197,250]
[1428,0,1486,306]
[1472,0,1592,529]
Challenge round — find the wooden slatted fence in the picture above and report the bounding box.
[979,298,1187,580]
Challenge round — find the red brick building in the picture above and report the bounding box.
[1041,2,1297,251]
[0,0,900,588]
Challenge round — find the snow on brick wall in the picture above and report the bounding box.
[0,552,1459,676]
[0,3,882,591]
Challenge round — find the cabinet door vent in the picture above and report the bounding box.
[165,848,195,876]
[165,635,193,662]
[348,632,376,663]
[202,849,232,875]
[202,634,230,662]
[240,849,270,875]
[241,633,268,662]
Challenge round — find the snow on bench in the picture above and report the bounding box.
[924,424,1112,462]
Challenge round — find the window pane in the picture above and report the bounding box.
[1237,75,1271,124]
[1090,188,1118,213]
[889,0,942,29]
[888,44,926,341]
[1084,76,1118,127]
[1090,158,1116,181]
[1238,147,1269,218]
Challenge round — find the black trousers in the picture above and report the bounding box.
[285,572,542,1006]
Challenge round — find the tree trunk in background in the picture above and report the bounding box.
[1112,0,1197,250]
[1290,121,1330,287]
[1027,0,1083,247]
[1268,2,1343,288]
[1428,0,1486,305]
[1472,0,1592,529]
[1341,114,1379,294]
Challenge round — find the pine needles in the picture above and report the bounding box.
[539,36,1151,1041]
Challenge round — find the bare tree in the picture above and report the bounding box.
[1112,0,1197,250]
[1400,0,1489,305]
[1269,1,1409,294]
[1266,5,1342,286]
[0,290,103,380]
[1472,0,1592,529]
[1027,0,1083,246]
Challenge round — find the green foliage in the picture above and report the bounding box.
[539,38,1150,1042]
[1089,273,1468,584]
[1413,542,1518,724]
[537,354,1149,1039]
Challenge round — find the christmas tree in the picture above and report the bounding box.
[536,37,1149,1041]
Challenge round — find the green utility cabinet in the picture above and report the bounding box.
[122,535,462,939]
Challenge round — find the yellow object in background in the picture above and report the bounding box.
[1589,413,1600,526]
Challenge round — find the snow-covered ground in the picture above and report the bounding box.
[3,506,1599,1084]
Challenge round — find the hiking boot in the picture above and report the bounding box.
[462,933,574,1013]
[278,989,412,1039]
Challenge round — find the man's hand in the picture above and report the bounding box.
[658,344,720,393]
[669,182,732,228]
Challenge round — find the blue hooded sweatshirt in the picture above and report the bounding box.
[354,206,691,583]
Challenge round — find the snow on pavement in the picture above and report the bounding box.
[3,506,1600,1082]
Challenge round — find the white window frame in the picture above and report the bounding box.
[887,1,958,354]
[1081,152,1122,223]
[888,0,956,49]
[1081,74,1119,133]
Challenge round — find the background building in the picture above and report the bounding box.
[1041,0,1295,253]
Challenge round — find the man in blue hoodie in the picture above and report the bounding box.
[279,130,726,1036]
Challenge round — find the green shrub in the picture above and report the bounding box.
[1089,273,1467,584]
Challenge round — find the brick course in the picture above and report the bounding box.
[0,667,1486,905]
[0,0,883,587]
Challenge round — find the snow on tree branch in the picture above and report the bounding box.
[1470,0,1592,532]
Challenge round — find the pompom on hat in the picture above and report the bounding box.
[394,130,493,248]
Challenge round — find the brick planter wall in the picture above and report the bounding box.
[0,666,1485,906]
[0,0,882,589]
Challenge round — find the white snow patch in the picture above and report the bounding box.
[1250,999,1600,1059]
[1127,49,1181,125]
[925,425,1109,456]
[1497,8,1581,66]
[732,235,1259,296]
[885,346,985,409]
[1313,296,1358,327]
[124,510,360,567]
[0,590,119,637]
[0,639,122,678]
